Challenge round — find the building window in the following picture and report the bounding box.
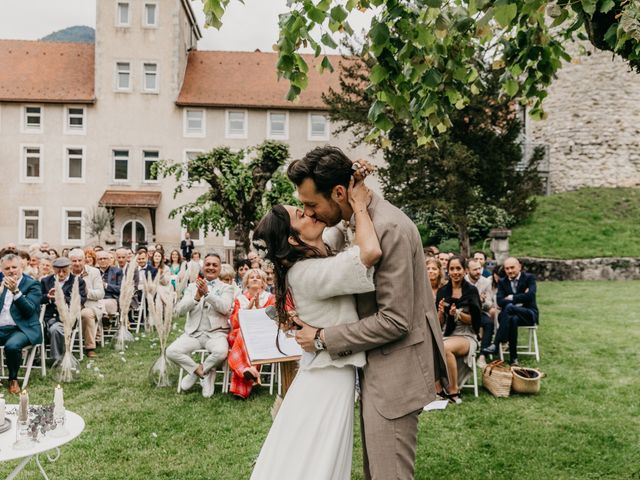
[113,149,129,182]
[116,62,131,91]
[144,3,158,26]
[64,147,85,182]
[116,2,130,26]
[23,106,42,132]
[64,106,86,134]
[143,150,159,182]
[225,110,247,138]
[184,109,205,137]
[21,145,42,182]
[267,111,288,139]
[308,113,329,140]
[184,150,205,183]
[143,63,158,92]
[63,209,84,244]
[20,208,41,244]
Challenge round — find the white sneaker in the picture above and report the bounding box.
[201,369,216,398]
[180,372,199,392]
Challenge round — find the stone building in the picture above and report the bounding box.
[0,0,377,256]
[526,46,640,193]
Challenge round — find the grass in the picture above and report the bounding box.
[508,187,640,259]
[1,281,639,479]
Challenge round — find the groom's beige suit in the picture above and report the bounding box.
[324,193,448,480]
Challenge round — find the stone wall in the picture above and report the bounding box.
[527,44,640,193]
[520,257,640,281]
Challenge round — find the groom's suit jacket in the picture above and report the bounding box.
[324,193,448,420]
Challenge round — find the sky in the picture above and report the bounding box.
[0,0,373,52]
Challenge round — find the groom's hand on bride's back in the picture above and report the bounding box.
[294,320,318,352]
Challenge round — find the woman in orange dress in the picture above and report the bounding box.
[228,268,275,398]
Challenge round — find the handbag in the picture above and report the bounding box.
[482,360,513,397]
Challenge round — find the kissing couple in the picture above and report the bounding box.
[250,146,448,480]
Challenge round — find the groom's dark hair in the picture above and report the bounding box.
[287,146,353,198]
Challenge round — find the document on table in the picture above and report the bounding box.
[423,400,449,411]
[239,308,302,364]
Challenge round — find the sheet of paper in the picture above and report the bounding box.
[423,400,449,411]
[239,308,302,364]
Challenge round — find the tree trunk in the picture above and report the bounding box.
[457,223,471,258]
[234,224,251,257]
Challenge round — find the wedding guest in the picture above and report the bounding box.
[115,248,129,270]
[426,258,445,302]
[190,250,203,269]
[435,256,481,404]
[233,259,251,289]
[228,269,275,399]
[40,242,50,253]
[473,251,492,278]
[39,256,53,279]
[167,253,234,398]
[168,249,184,290]
[180,232,195,262]
[96,251,122,318]
[484,257,538,366]
[84,248,97,267]
[69,249,104,359]
[40,257,87,363]
[219,264,241,298]
[48,248,59,259]
[0,253,43,394]
[262,261,275,294]
[465,259,495,369]
[61,248,70,258]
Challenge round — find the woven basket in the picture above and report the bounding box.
[511,367,543,394]
[482,360,513,397]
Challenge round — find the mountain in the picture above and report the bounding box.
[41,26,95,43]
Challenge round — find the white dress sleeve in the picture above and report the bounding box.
[287,246,375,301]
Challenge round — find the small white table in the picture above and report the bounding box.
[0,405,84,480]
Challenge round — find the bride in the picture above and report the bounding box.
[250,178,381,480]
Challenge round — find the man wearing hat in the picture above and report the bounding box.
[40,257,87,362]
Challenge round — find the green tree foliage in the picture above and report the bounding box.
[158,141,298,254]
[323,50,543,256]
[203,0,640,144]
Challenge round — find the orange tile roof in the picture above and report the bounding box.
[176,50,343,110]
[99,190,162,208]
[0,40,95,104]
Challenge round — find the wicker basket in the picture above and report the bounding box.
[482,360,513,397]
[511,367,543,394]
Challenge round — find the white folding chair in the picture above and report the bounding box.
[176,349,230,394]
[461,355,479,397]
[259,362,281,396]
[499,325,540,362]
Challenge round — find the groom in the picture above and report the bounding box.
[290,146,448,479]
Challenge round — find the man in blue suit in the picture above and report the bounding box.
[483,257,538,365]
[0,253,43,394]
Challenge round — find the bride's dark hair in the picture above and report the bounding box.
[252,205,325,329]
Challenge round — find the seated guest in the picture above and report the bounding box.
[262,261,275,294]
[167,253,234,398]
[168,249,185,289]
[190,250,203,269]
[48,248,59,259]
[233,259,251,289]
[40,257,87,363]
[435,256,481,405]
[466,259,495,369]
[115,248,129,270]
[61,248,70,258]
[25,252,40,278]
[426,258,445,301]
[96,251,123,318]
[84,248,97,268]
[219,264,241,298]
[0,253,43,394]
[40,242,50,253]
[483,257,538,366]
[39,255,53,280]
[69,249,104,359]
[228,269,275,399]
[473,250,492,278]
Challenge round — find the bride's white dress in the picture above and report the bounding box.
[250,247,375,480]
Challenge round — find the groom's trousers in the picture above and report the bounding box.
[359,369,421,480]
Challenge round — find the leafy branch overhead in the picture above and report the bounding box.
[157,141,298,254]
[203,0,640,143]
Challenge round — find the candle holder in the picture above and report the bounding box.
[48,406,68,438]
[13,418,32,450]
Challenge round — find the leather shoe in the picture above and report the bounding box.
[87,350,97,359]
[8,379,20,395]
[482,345,497,355]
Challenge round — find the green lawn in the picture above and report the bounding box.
[2,281,639,479]
[508,187,640,259]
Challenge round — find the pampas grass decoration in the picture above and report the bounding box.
[52,277,80,382]
[143,271,161,331]
[113,258,137,351]
[149,282,176,387]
